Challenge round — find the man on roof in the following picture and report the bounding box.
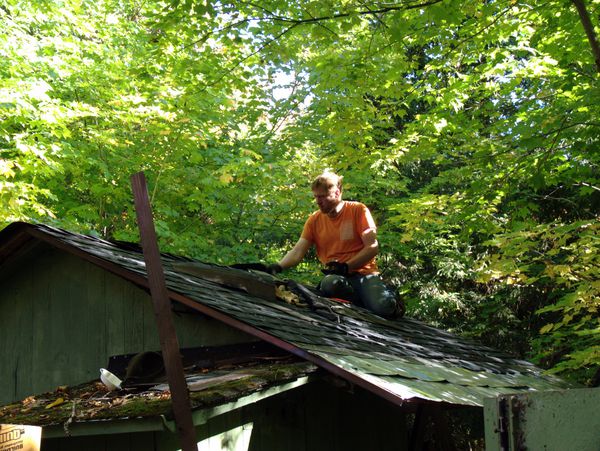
[269,171,401,318]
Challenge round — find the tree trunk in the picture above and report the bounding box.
[571,0,600,73]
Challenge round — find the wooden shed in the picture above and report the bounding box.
[0,222,570,450]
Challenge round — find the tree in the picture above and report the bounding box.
[1,0,598,384]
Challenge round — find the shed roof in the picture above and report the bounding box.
[0,341,317,435]
[0,222,569,408]
[0,357,317,439]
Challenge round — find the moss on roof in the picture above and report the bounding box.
[0,361,317,427]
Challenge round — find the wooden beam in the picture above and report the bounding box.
[131,171,197,451]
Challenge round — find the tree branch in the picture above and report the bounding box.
[207,23,300,87]
[571,0,600,73]
[264,76,305,142]
[574,182,600,192]
[442,6,512,59]
[264,1,444,25]
[190,0,443,48]
[300,7,339,37]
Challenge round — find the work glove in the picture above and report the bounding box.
[321,261,349,276]
[266,263,283,275]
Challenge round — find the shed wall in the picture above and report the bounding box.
[0,242,254,404]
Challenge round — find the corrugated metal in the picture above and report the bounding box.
[0,223,572,407]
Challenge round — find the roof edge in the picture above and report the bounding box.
[42,375,316,439]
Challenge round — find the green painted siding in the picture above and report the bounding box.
[484,388,600,451]
[0,243,254,404]
[43,381,409,451]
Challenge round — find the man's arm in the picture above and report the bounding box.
[278,237,312,269]
[346,229,379,271]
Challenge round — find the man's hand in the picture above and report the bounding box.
[266,263,283,275]
[321,261,349,276]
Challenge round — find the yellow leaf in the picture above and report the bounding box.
[219,173,233,184]
[562,314,573,325]
[46,397,65,409]
[540,324,554,334]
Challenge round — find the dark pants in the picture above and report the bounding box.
[319,273,398,317]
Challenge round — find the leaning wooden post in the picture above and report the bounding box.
[131,172,197,451]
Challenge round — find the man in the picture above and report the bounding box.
[270,171,399,318]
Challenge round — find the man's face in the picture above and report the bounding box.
[313,185,341,214]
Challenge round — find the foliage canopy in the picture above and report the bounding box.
[1,0,598,384]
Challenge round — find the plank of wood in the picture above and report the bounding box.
[131,171,197,451]
[172,262,277,302]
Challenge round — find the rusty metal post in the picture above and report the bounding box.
[131,172,197,451]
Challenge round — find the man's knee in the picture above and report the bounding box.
[359,275,398,317]
[319,274,354,300]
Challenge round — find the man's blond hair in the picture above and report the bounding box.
[311,171,343,191]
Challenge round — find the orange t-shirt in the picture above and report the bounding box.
[301,201,378,275]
